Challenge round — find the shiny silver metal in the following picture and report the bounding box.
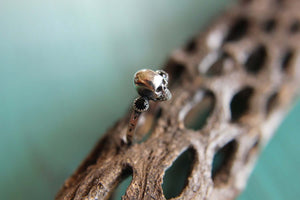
[125,69,172,144]
[134,69,172,101]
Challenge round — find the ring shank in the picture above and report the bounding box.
[126,110,141,144]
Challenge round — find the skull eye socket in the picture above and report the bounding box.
[157,86,163,92]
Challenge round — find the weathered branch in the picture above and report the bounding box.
[56,0,300,199]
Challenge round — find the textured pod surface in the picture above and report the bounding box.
[56,0,300,199]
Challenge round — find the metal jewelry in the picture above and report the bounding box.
[125,69,172,144]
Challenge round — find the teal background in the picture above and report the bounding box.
[0,0,299,199]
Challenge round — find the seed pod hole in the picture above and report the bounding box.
[180,90,215,131]
[245,45,267,74]
[109,167,133,200]
[224,17,249,42]
[162,148,196,199]
[262,18,277,33]
[266,91,279,116]
[206,52,230,76]
[212,140,238,186]
[281,49,294,72]
[164,60,186,85]
[230,87,254,122]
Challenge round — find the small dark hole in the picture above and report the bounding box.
[266,91,279,116]
[183,91,215,130]
[162,148,196,199]
[290,20,300,33]
[109,167,133,200]
[156,107,162,118]
[262,18,277,33]
[224,17,249,42]
[281,49,294,72]
[157,86,163,92]
[184,38,197,53]
[212,140,238,185]
[245,45,267,74]
[230,87,254,122]
[164,60,185,84]
[206,52,230,76]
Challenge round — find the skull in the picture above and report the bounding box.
[134,69,172,101]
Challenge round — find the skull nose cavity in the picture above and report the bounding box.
[157,86,163,92]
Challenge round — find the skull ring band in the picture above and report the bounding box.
[125,69,172,144]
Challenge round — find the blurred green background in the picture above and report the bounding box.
[0,0,299,199]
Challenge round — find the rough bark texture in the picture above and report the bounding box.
[56,0,300,199]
